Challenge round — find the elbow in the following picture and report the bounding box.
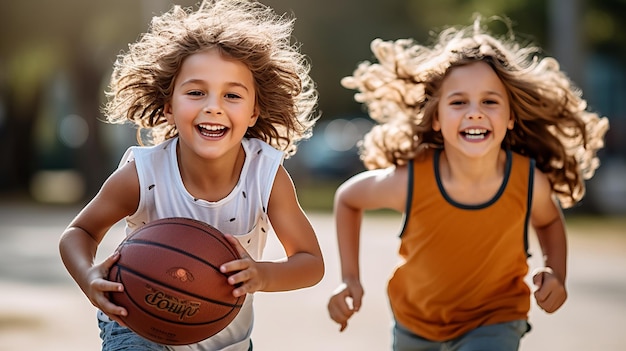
[305,254,325,288]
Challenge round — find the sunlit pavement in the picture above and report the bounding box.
[1,202,625,351]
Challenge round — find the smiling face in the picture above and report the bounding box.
[433,61,514,159]
[164,49,259,161]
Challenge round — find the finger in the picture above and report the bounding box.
[220,236,253,274]
[537,294,559,313]
[532,271,544,289]
[111,317,128,327]
[102,251,121,269]
[534,272,558,302]
[223,234,251,260]
[534,286,551,304]
[97,292,128,317]
[101,252,123,290]
[328,298,352,329]
[531,267,553,289]
[332,296,354,317]
[221,257,249,276]
[230,273,258,297]
[231,283,249,298]
[351,291,363,312]
[94,276,125,294]
[330,308,351,332]
[101,310,127,327]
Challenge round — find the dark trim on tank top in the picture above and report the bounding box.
[398,160,414,238]
[434,148,513,210]
[524,158,536,257]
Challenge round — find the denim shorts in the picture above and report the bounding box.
[98,317,253,351]
[98,318,170,351]
[393,320,531,351]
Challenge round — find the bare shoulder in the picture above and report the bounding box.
[101,160,140,203]
[531,167,562,228]
[532,167,552,202]
[269,164,295,196]
[267,164,301,212]
[336,165,408,213]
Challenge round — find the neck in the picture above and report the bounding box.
[439,148,506,184]
[176,141,246,202]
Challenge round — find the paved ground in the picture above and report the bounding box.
[1,202,625,350]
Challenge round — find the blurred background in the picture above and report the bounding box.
[1,2,625,350]
[0,0,625,214]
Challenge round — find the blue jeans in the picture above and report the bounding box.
[393,320,530,351]
[98,319,253,351]
[99,319,169,351]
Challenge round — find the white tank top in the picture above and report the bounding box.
[117,137,284,351]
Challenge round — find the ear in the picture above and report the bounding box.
[507,112,515,130]
[164,102,175,125]
[432,114,441,132]
[248,106,260,127]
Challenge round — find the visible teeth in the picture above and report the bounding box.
[463,129,488,140]
[198,124,226,131]
[465,129,487,135]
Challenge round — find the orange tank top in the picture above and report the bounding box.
[387,148,534,341]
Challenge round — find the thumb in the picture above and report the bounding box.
[533,271,544,289]
[347,284,364,312]
[532,267,553,290]
[103,251,121,270]
[351,292,362,312]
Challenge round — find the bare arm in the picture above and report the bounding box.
[335,166,407,284]
[221,165,324,296]
[328,165,407,331]
[58,161,139,320]
[530,168,568,313]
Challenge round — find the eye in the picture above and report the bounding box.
[225,93,242,99]
[450,100,465,106]
[483,99,498,105]
[186,90,204,96]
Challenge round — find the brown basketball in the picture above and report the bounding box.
[107,217,245,345]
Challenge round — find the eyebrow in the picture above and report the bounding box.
[179,79,250,92]
[445,90,505,98]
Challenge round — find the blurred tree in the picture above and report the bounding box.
[0,0,623,203]
[585,0,626,60]
[0,0,194,197]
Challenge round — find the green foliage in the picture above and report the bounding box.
[0,0,624,205]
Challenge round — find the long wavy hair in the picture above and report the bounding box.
[343,17,609,208]
[103,0,318,157]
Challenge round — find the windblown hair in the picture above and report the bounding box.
[104,0,318,157]
[343,17,609,208]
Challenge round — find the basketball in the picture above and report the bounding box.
[107,217,245,345]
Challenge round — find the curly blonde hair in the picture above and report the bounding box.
[343,17,609,208]
[103,0,318,157]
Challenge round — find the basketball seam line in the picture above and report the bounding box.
[124,239,228,276]
[116,264,245,309]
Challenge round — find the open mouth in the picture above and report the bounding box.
[461,128,490,140]
[197,124,228,138]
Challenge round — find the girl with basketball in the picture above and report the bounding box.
[327,17,608,350]
[59,1,323,350]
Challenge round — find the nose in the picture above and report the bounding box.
[465,104,483,119]
[203,96,223,115]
